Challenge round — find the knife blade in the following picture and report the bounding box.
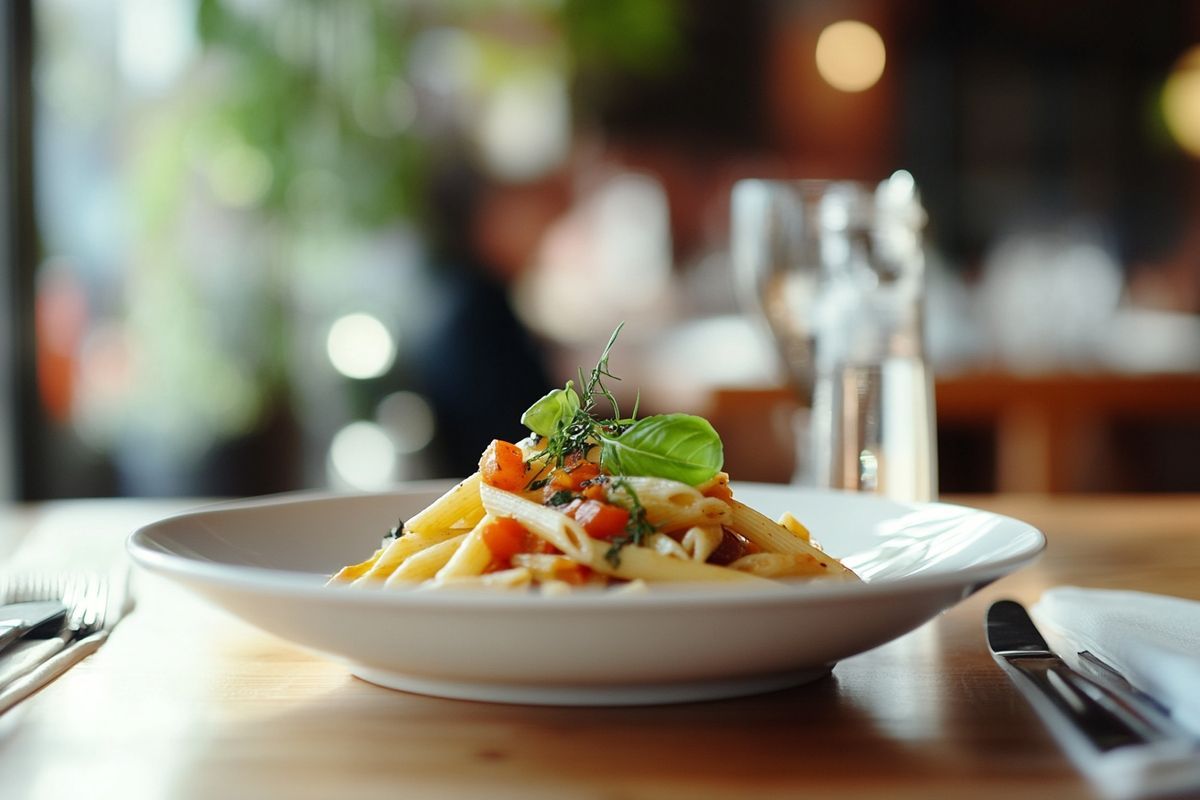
[986,600,1200,800]
[0,602,67,653]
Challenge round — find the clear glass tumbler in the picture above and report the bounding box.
[731,172,937,502]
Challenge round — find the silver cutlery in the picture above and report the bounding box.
[0,570,131,714]
[986,599,1200,799]
[0,601,67,653]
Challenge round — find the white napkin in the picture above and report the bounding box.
[1031,586,1200,738]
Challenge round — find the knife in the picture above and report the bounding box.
[986,600,1200,800]
[0,602,67,653]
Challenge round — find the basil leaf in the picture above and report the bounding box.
[520,382,581,437]
[599,414,723,485]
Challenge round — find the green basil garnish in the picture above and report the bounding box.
[599,413,723,485]
[520,381,581,438]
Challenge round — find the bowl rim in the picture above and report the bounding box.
[126,483,1045,611]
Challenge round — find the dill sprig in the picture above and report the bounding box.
[535,323,634,471]
[521,323,660,566]
[578,322,625,419]
[604,478,656,566]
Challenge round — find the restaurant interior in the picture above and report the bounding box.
[5,0,1200,501]
[4,4,1200,799]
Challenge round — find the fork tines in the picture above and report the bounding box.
[0,571,114,638]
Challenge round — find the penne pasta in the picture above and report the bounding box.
[511,553,597,586]
[482,483,770,584]
[329,327,859,594]
[602,544,773,584]
[404,473,485,536]
[646,532,690,561]
[349,528,465,585]
[777,512,812,543]
[481,481,595,563]
[384,533,469,585]
[328,548,383,583]
[429,567,534,591]
[434,516,495,581]
[609,477,733,531]
[680,526,724,563]
[729,500,858,581]
[729,552,849,580]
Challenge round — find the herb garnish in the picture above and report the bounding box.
[599,413,723,487]
[518,324,726,564]
[522,324,632,471]
[521,323,722,483]
[545,489,576,507]
[603,478,656,566]
[382,517,405,546]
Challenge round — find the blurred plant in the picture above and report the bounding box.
[54,0,682,489]
[194,0,425,225]
[562,0,682,76]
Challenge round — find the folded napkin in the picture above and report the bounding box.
[1031,586,1200,737]
[1024,587,1200,800]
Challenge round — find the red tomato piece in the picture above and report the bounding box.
[481,517,529,561]
[481,517,559,567]
[581,483,607,502]
[548,461,601,493]
[707,528,753,565]
[567,499,630,540]
[479,440,528,491]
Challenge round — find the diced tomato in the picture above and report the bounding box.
[481,517,558,568]
[581,483,607,502]
[481,517,529,562]
[566,499,630,540]
[548,461,601,492]
[707,528,755,565]
[547,470,573,492]
[479,439,528,491]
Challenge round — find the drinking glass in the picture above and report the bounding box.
[731,172,937,502]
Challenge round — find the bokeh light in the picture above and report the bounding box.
[326,313,396,380]
[205,140,273,208]
[1163,45,1200,157]
[516,173,672,342]
[815,20,886,93]
[376,391,435,454]
[328,421,396,490]
[476,69,570,180]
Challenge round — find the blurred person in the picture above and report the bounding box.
[412,151,565,477]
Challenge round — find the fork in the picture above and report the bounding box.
[0,570,129,714]
[1,571,120,641]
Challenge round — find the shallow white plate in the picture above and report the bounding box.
[127,482,1043,706]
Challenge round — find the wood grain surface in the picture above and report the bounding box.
[1,494,1197,800]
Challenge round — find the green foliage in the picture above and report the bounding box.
[194,0,422,225]
[562,0,682,76]
[110,0,683,459]
[525,324,724,486]
[599,414,723,486]
[521,381,581,437]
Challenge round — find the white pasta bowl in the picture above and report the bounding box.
[127,482,1044,706]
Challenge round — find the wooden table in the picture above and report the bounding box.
[0,494,1198,799]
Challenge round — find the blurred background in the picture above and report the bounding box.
[4,0,1200,500]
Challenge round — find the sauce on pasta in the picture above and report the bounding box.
[329,327,859,592]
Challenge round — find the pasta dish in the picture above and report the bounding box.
[329,326,859,593]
